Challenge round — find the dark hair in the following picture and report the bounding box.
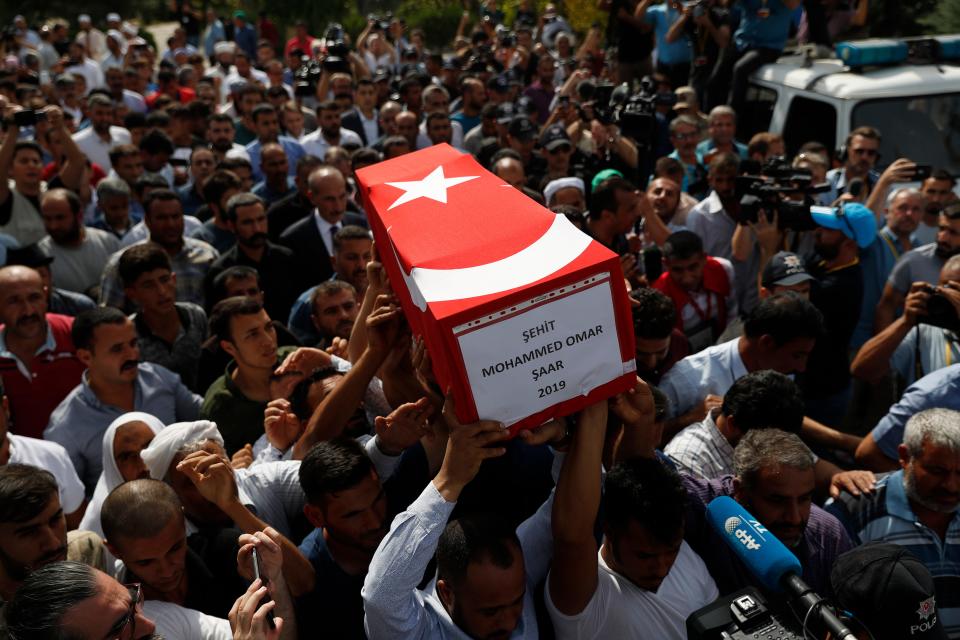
[108,143,140,165]
[201,170,242,212]
[929,168,956,187]
[251,102,276,123]
[333,225,372,251]
[299,437,374,504]
[145,110,171,130]
[654,156,685,180]
[218,156,253,173]
[846,126,881,146]
[426,111,450,127]
[207,112,234,126]
[589,176,635,221]
[5,561,99,640]
[72,306,128,351]
[382,135,410,153]
[139,128,174,155]
[0,464,58,524]
[211,266,261,305]
[356,78,375,89]
[436,514,521,589]
[208,296,265,343]
[117,243,171,288]
[721,370,804,434]
[296,154,325,175]
[743,292,824,345]
[602,457,686,545]
[310,280,356,311]
[631,288,676,339]
[708,151,739,176]
[351,147,381,170]
[101,479,182,545]
[13,140,43,160]
[133,173,169,197]
[123,112,147,130]
[316,100,339,115]
[224,192,264,223]
[662,230,704,261]
[143,188,181,218]
[289,366,343,421]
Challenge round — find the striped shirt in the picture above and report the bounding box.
[826,470,960,638]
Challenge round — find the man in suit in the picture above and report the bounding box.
[278,167,366,287]
[341,79,381,148]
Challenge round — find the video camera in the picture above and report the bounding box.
[590,77,677,148]
[919,283,960,332]
[735,158,831,231]
[293,24,352,97]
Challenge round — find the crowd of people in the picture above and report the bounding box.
[0,0,957,638]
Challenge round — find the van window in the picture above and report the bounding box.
[783,97,837,158]
[852,94,960,175]
[739,84,777,142]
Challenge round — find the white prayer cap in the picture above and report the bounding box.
[543,177,585,206]
[121,21,138,37]
[214,41,236,55]
[78,14,92,24]
[107,13,122,23]
[141,420,224,481]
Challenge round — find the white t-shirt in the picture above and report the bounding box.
[545,541,718,640]
[72,126,131,171]
[8,434,85,514]
[142,600,233,640]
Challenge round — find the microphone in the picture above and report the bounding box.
[846,177,864,199]
[705,496,857,640]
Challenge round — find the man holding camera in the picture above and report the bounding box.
[852,256,960,387]
[667,1,732,110]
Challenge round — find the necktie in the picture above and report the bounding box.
[329,223,340,252]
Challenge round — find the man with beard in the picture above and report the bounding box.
[0,265,85,440]
[72,94,131,172]
[286,225,371,345]
[38,189,119,296]
[45,307,202,495]
[0,468,110,630]
[425,112,455,148]
[121,244,208,393]
[245,104,305,184]
[875,205,960,333]
[308,282,358,350]
[799,203,875,424]
[687,152,762,315]
[205,113,248,163]
[204,194,302,326]
[100,190,220,310]
[852,188,925,349]
[819,126,883,206]
[301,101,362,162]
[917,170,956,245]
[830,408,960,634]
[251,143,296,207]
[641,177,686,246]
[678,429,852,596]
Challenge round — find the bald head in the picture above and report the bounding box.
[308,167,348,223]
[395,110,419,145]
[942,254,960,284]
[101,479,183,545]
[0,265,44,290]
[493,157,525,190]
[0,265,47,339]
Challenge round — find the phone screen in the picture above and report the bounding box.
[251,548,277,629]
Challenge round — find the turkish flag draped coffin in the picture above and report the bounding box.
[355,144,636,431]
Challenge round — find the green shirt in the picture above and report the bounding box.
[200,345,297,455]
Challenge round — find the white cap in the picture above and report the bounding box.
[106,13,121,22]
[121,22,138,37]
[78,14,91,23]
[214,41,236,55]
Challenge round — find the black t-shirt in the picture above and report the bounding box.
[609,0,655,62]
[685,7,732,76]
[799,255,864,398]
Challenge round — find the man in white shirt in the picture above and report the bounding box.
[39,189,120,295]
[301,101,362,160]
[76,15,106,61]
[546,399,718,640]
[72,94,131,171]
[63,40,105,93]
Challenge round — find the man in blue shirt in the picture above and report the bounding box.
[830,408,960,638]
[232,11,257,59]
[728,0,802,116]
[635,0,693,89]
[44,307,202,495]
[245,104,305,184]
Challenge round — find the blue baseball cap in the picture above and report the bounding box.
[810,202,877,249]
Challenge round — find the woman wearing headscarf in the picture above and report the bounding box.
[79,411,165,536]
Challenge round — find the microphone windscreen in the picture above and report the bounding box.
[705,496,802,592]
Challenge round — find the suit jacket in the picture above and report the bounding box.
[267,191,312,241]
[278,211,367,286]
[340,108,380,147]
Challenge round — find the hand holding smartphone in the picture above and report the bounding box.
[251,547,277,630]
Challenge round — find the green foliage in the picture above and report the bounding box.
[869,0,939,37]
[918,0,960,35]
[395,0,467,48]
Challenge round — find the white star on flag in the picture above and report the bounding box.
[385,166,479,210]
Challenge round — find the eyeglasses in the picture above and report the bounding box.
[672,131,697,141]
[105,583,142,640]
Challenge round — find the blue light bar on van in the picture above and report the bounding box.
[934,35,960,60]
[836,39,908,66]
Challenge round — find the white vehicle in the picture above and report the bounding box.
[743,36,960,173]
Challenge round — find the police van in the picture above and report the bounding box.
[742,35,960,174]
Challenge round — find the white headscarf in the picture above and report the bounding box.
[141,420,224,481]
[79,412,165,536]
[543,177,585,207]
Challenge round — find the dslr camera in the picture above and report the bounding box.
[919,283,960,332]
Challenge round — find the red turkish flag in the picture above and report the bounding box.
[356,144,636,429]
